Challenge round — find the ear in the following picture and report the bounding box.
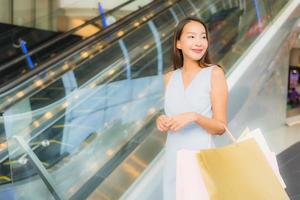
[176,40,182,49]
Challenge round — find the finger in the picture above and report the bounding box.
[160,124,168,132]
[162,124,170,131]
[165,119,173,127]
[164,121,174,129]
[160,115,167,119]
[173,121,185,132]
[162,124,170,132]
[156,121,164,131]
[162,126,169,132]
[174,124,183,132]
[159,118,169,130]
[158,115,165,122]
[166,118,176,127]
[170,122,179,131]
[158,118,164,127]
[159,120,170,132]
[161,116,171,124]
[162,121,171,130]
[157,123,165,132]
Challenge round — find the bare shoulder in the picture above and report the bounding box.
[164,70,175,87]
[211,65,227,91]
[211,65,227,89]
[211,65,225,77]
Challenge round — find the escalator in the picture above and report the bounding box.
[0,0,295,199]
[0,0,153,89]
[0,22,82,87]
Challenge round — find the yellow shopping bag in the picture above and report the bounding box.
[196,127,289,200]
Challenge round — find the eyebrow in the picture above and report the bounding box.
[186,31,206,34]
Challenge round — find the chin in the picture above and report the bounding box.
[190,55,204,61]
[183,51,205,62]
[188,52,205,61]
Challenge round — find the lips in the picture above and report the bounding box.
[191,49,204,54]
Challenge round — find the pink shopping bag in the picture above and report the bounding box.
[176,149,209,200]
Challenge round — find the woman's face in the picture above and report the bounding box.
[176,21,208,62]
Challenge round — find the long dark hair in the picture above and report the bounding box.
[172,17,214,70]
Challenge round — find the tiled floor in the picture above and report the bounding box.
[278,141,300,200]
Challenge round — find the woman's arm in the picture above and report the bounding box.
[168,67,228,135]
[194,66,228,134]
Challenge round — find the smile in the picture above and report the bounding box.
[191,49,204,54]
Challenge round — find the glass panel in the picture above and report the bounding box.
[0,0,155,89]
[2,137,56,200]
[0,0,154,31]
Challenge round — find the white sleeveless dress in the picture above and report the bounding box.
[163,66,215,200]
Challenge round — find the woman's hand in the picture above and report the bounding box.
[156,114,171,132]
[168,112,197,132]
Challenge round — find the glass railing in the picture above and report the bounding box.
[0,0,153,32]
[0,0,154,89]
[0,0,290,199]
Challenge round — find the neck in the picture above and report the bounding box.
[182,57,201,73]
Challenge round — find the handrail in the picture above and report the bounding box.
[0,0,137,72]
[0,0,162,94]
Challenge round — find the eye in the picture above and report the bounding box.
[187,35,194,38]
[202,35,207,39]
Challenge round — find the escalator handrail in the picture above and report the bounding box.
[0,0,138,72]
[0,0,165,95]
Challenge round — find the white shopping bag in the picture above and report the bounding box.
[238,128,286,188]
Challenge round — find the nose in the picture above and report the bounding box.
[195,42,201,46]
[195,40,202,47]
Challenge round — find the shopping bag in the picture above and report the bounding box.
[238,128,286,188]
[196,127,289,200]
[176,128,251,200]
[176,149,209,200]
[176,127,289,200]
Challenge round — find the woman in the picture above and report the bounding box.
[156,17,228,199]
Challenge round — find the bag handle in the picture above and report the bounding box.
[223,125,237,143]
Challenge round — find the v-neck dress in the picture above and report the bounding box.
[163,65,215,200]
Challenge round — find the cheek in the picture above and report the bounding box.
[181,39,192,48]
[180,40,192,52]
[203,40,209,49]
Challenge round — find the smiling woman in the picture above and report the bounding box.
[155,17,228,200]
